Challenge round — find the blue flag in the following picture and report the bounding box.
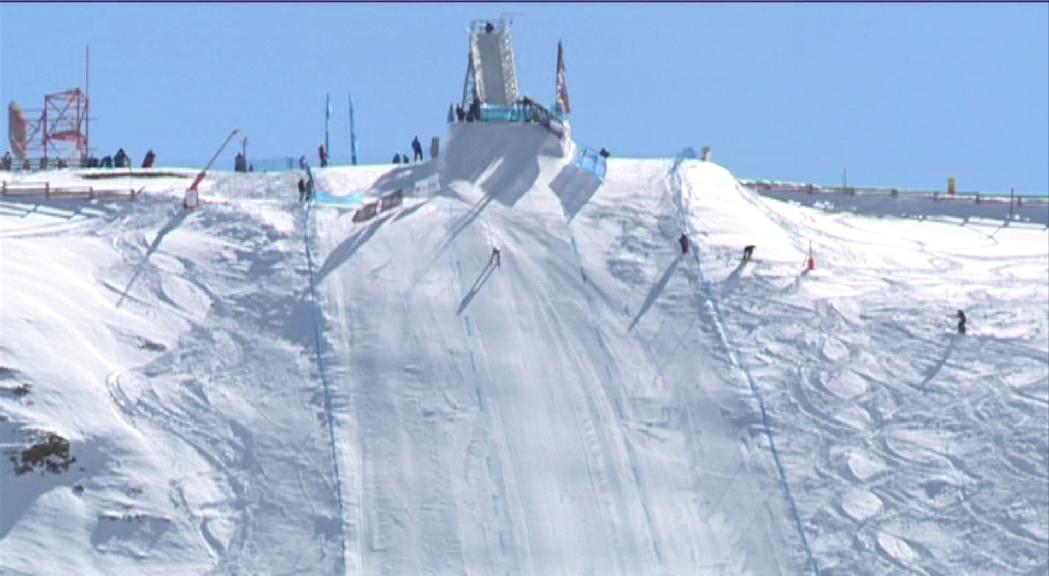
[349,93,359,166]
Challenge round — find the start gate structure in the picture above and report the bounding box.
[458,18,572,139]
[462,18,520,109]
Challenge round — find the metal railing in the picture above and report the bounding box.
[1,180,138,200]
[740,179,1048,204]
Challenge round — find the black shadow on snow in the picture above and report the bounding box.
[315,213,391,282]
[550,162,601,221]
[367,161,439,198]
[117,207,189,307]
[629,254,682,331]
[719,260,749,297]
[411,124,564,286]
[457,261,496,316]
[919,334,959,388]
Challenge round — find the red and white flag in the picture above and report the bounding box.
[556,40,571,115]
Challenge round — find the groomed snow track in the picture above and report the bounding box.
[309,124,818,574]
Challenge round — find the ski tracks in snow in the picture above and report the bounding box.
[448,203,532,576]
[563,224,666,571]
[685,167,1049,573]
[669,160,820,575]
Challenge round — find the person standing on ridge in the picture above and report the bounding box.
[318,144,328,167]
[679,233,690,255]
[411,136,423,163]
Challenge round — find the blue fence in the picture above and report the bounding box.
[572,145,607,180]
[315,190,364,207]
[251,156,299,173]
[476,102,566,124]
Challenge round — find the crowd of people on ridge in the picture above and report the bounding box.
[1,147,159,171]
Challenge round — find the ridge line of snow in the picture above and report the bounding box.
[304,199,349,575]
[671,159,820,575]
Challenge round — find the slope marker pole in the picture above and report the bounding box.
[183,128,239,209]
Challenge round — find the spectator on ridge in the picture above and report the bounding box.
[411,136,423,163]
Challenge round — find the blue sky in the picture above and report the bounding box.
[1,3,1046,195]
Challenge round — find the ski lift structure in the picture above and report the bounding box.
[7,47,92,167]
[9,89,90,167]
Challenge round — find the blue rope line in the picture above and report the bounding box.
[303,196,349,575]
[693,251,818,575]
[673,163,818,575]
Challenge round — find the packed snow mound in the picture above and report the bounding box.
[1,124,1046,575]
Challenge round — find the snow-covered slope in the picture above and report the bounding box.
[1,124,1046,575]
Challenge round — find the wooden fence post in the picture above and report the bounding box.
[45,182,50,199]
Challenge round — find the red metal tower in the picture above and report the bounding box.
[8,89,89,165]
[8,48,91,166]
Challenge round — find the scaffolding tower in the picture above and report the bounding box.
[8,89,90,165]
[461,18,519,109]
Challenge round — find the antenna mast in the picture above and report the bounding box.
[85,45,90,160]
